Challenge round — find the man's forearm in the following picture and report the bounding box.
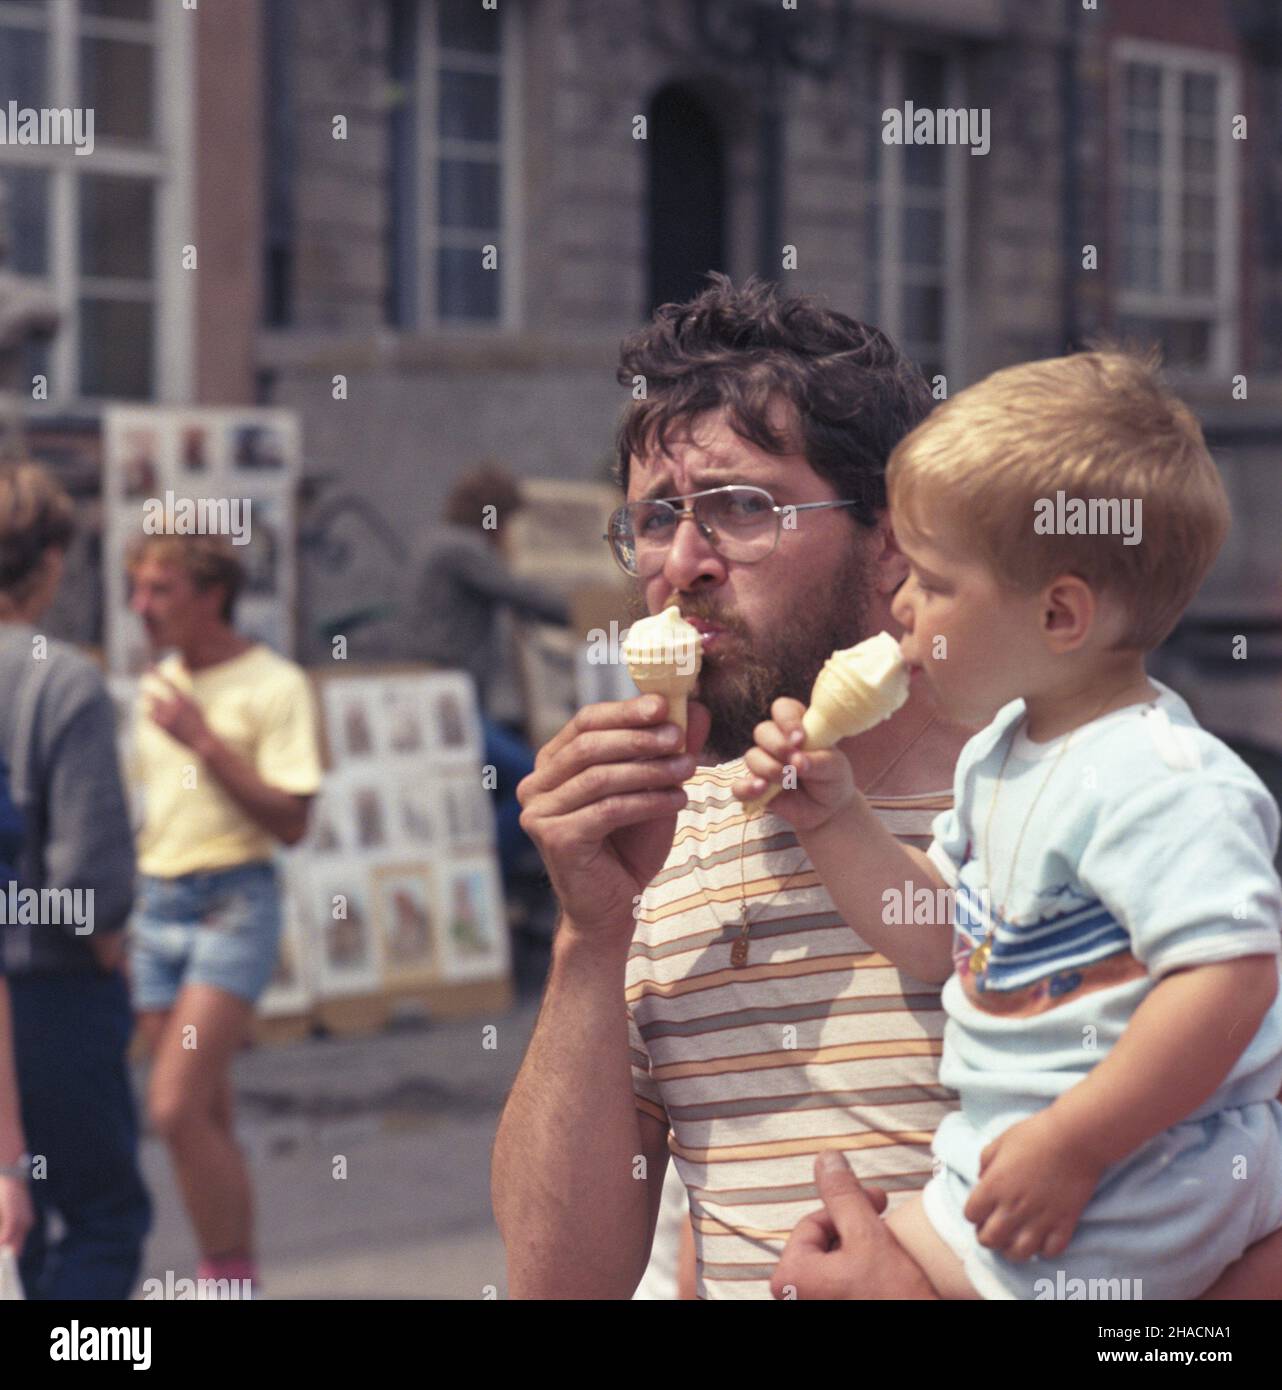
[191,731,309,844]
[492,921,658,1299]
[802,799,952,983]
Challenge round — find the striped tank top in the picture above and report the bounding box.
[626,757,958,1300]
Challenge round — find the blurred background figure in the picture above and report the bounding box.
[0,461,146,1299]
[126,534,321,1296]
[410,464,569,905]
[0,972,35,1274]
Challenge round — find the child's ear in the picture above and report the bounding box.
[871,513,910,596]
[1041,574,1096,651]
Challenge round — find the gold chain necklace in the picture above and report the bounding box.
[969,683,1155,978]
[729,712,938,968]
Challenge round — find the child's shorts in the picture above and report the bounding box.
[922,1101,1282,1300]
[129,860,282,1011]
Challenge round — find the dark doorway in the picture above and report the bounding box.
[647,84,727,313]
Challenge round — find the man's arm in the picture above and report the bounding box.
[146,674,311,845]
[190,731,312,846]
[496,691,708,1298]
[492,922,672,1299]
[457,546,570,627]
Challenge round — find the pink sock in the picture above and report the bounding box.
[197,1254,257,1297]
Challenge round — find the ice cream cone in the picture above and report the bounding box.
[622,604,703,749]
[743,632,909,814]
[628,668,693,739]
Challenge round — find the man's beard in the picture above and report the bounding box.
[624,546,876,764]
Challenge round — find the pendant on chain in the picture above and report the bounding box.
[730,905,751,967]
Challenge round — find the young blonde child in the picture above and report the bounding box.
[735,349,1282,1299]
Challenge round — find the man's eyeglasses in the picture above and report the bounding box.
[604,484,860,579]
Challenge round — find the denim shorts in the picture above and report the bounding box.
[129,861,282,1011]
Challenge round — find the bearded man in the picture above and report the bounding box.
[491,274,1282,1301]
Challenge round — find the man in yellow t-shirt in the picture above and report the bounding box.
[125,534,321,1296]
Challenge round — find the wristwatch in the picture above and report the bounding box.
[0,1153,31,1179]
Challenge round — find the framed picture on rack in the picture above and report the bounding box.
[351,784,389,850]
[308,867,382,997]
[382,684,428,755]
[371,862,440,985]
[323,680,383,761]
[422,672,483,765]
[391,774,437,847]
[437,854,508,981]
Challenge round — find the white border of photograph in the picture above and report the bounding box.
[435,852,509,982]
[421,671,485,766]
[259,860,315,1017]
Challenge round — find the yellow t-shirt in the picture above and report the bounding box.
[135,644,322,878]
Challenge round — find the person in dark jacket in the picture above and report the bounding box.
[0,461,149,1299]
[412,465,570,887]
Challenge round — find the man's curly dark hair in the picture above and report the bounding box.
[614,273,933,527]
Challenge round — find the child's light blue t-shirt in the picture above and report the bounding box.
[927,680,1282,1137]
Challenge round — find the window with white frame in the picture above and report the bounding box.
[389,0,520,329]
[860,45,965,389]
[0,0,191,406]
[1114,42,1239,374]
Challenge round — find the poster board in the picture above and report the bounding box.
[296,666,508,1000]
[101,406,301,675]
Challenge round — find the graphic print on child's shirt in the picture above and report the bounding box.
[951,859,1147,1017]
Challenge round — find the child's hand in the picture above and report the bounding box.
[963,1111,1104,1263]
[730,697,859,832]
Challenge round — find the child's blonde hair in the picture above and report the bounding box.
[886,348,1230,651]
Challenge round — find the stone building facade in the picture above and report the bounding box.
[3,0,1279,753]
